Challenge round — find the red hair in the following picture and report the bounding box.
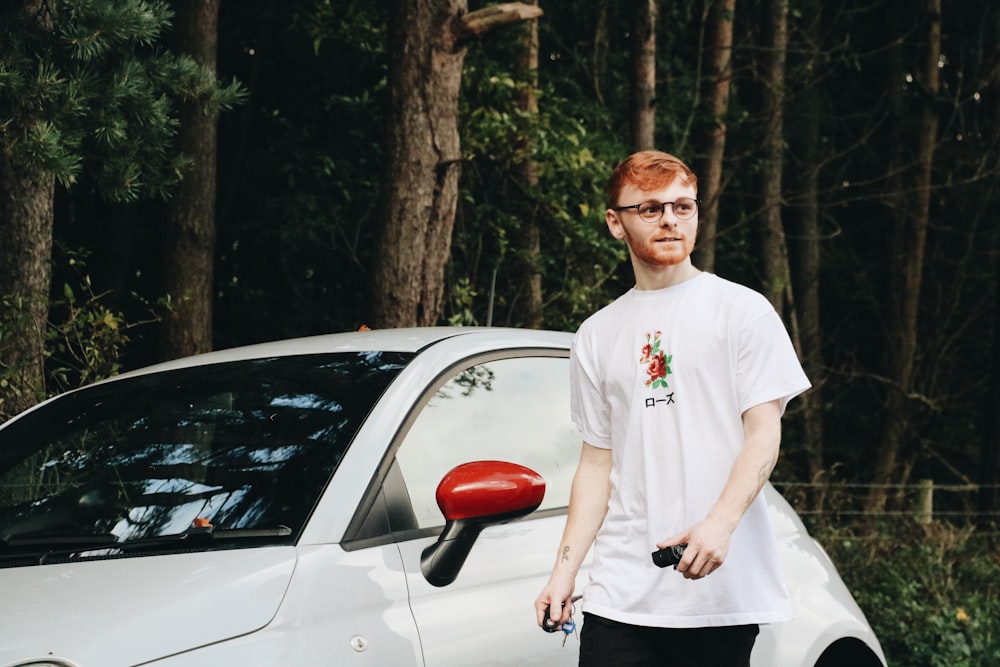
[606,151,698,207]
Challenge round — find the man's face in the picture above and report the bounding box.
[606,180,699,269]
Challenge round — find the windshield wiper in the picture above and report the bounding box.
[0,525,293,565]
[114,525,294,550]
[0,533,120,565]
[1,533,118,550]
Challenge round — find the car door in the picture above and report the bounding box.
[392,353,586,666]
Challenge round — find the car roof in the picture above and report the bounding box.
[0,327,575,428]
[115,326,575,378]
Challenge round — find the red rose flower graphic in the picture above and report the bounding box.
[647,352,667,383]
[640,331,672,389]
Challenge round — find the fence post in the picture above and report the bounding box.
[915,479,934,524]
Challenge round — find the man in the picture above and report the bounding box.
[535,150,810,666]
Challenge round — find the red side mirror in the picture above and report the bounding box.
[421,461,546,587]
[436,460,546,521]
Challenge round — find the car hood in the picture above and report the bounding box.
[0,547,297,666]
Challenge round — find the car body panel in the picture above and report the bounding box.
[100,544,424,667]
[0,549,296,666]
[759,488,887,665]
[399,515,590,666]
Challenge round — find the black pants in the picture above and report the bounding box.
[578,612,760,667]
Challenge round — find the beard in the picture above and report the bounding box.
[624,230,696,268]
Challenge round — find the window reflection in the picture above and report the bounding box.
[0,352,411,550]
[397,356,579,528]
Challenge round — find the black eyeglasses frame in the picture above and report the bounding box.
[612,198,701,223]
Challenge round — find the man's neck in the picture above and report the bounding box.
[632,261,702,291]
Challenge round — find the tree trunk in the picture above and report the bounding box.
[758,0,798,353]
[370,1,541,329]
[979,4,1000,525]
[629,0,657,151]
[692,0,735,273]
[0,0,55,420]
[788,0,825,508]
[983,241,1000,524]
[158,0,221,360]
[592,2,610,106]
[865,1,907,511]
[866,0,941,511]
[0,154,55,420]
[370,0,466,329]
[512,1,543,329]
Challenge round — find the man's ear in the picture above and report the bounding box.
[606,209,626,239]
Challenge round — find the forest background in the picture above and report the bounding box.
[2,1,999,663]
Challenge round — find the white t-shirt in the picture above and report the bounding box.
[571,272,811,628]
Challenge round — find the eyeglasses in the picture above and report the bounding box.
[613,198,700,223]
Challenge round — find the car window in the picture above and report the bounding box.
[0,352,411,559]
[395,356,580,529]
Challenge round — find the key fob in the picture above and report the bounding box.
[541,606,561,633]
[651,543,687,568]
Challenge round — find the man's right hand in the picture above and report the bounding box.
[534,576,575,629]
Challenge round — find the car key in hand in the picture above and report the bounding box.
[541,594,582,646]
[651,543,687,568]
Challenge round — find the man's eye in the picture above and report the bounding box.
[675,203,693,213]
[639,203,663,215]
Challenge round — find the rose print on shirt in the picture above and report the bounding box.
[639,331,672,389]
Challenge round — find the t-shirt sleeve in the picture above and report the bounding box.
[736,307,812,415]
[570,326,613,449]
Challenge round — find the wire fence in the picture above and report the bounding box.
[770,480,1000,527]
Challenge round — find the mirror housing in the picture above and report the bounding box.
[420,460,545,587]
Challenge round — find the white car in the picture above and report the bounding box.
[0,327,885,667]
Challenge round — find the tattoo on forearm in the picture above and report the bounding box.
[561,546,570,562]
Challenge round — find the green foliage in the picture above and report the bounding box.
[301,0,388,57]
[452,37,627,331]
[0,0,242,201]
[44,251,159,396]
[46,281,128,393]
[815,519,1000,667]
[61,0,173,59]
[0,251,157,420]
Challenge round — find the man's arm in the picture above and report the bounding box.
[657,399,782,579]
[534,442,612,627]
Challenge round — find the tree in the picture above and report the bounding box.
[786,0,826,504]
[629,0,657,151]
[980,4,1000,523]
[157,0,225,360]
[369,2,542,328]
[0,144,54,419]
[0,0,62,419]
[982,237,1000,523]
[692,0,736,273]
[511,0,543,329]
[757,0,795,325]
[0,0,184,418]
[866,0,942,511]
[0,0,243,418]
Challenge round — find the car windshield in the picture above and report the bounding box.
[0,351,411,563]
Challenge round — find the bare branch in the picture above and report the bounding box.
[455,3,543,43]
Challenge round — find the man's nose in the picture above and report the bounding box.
[660,208,679,226]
